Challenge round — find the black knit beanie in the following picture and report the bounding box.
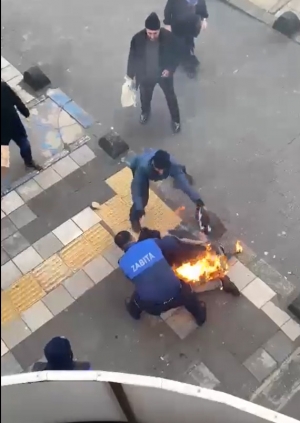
[152,150,171,170]
[145,12,161,30]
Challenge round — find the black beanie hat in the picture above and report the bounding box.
[153,150,171,170]
[44,337,74,370]
[145,12,161,31]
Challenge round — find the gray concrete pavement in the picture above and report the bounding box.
[2,0,300,286]
[1,0,300,419]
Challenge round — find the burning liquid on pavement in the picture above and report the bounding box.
[174,241,243,284]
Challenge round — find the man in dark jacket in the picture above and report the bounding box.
[127,12,181,133]
[1,81,41,170]
[164,0,208,77]
[128,149,208,232]
[115,230,206,324]
[31,337,91,371]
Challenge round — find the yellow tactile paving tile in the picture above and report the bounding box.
[1,291,19,325]
[8,273,46,312]
[144,191,181,232]
[60,235,98,271]
[32,254,72,292]
[105,167,132,196]
[95,197,132,234]
[83,223,114,253]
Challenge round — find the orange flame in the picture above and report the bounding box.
[174,244,229,284]
[174,206,185,216]
[235,240,243,254]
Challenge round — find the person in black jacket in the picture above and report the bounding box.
[164,0,208,78]
[31,337,91,371]
[1,81,41,170]
[127,12,181,133]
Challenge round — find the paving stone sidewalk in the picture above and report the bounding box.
[1,56,300,417]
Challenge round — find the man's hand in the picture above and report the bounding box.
[161,70,170,78]
[201,19,208,30]
[195,201,211,234]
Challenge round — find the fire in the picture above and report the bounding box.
[235,240,243,253]
[174,244,229,284]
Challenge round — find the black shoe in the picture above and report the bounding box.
[195,300,206,326]
[172,121,181,134]
[221,276,240,297]
[125,299,141,320]
[140,112,150,125]
[25,161,43,171]
[131,219,141,233]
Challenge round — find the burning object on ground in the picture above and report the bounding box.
[173,241,242,296]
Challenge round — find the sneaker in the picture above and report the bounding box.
[139,112,150,125]
[172,121,181,134]
[25,161,43,171]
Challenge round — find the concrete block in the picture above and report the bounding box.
[98,129,129,159]
[281,319,300,341]
[242,277,276,309]
[21,301,53,332]
[13,246,43,274]
[262,301,291,327]
[273,11,300,37]
[244,348,277,382]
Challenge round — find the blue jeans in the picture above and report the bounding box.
[12,135,33,165]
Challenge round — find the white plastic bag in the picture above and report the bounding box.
[121,76,136,108]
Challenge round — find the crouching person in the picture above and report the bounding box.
[115,230,206,325]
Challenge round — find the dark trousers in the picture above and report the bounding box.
[181,36,199,70]
[10,134,33,165]
[127,281,206,325]
[129,170,149,231]
[140,77,180,123]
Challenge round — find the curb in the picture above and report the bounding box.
[217,0,300,43]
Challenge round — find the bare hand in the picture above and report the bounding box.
[201,19,208,30]
[161,69,170,78]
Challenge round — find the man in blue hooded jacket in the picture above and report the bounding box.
[129,149,208,232]
[115,230,206,324]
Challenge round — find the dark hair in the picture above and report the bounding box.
[44,337,74,370]
[152,150,171,171]
[114,231,132,250]
[138,227,161,242]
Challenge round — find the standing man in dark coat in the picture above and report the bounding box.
[127,12,181,133]
[164,0,208,78]
[1,81,41,170]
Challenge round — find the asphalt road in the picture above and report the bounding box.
[2,0,300,284]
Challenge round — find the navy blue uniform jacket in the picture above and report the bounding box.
[119,238,181,303]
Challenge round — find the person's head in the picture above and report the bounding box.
[138,227,162,242]
[114,230,134,251]
[145,12,160,41]
[152,150,171,175]
[44,337,74,370]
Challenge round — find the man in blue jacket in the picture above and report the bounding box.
[129,149,209,232]
[115,230,206,324]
